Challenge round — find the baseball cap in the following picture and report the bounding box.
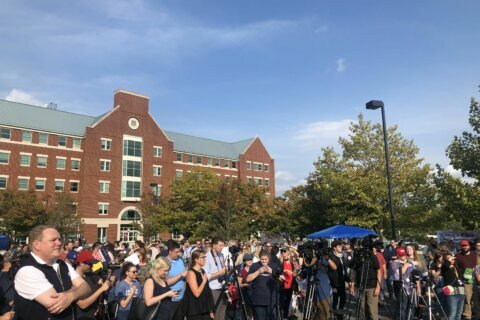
[243,253,253,261]
[396,247,407,257]
[76,250,96,264]
[460,240,470,246]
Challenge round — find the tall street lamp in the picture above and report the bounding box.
[366,100,396,240]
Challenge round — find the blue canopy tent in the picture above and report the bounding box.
[307,224,376,240]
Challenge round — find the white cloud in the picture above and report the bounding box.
[336,58,347,73]
[294,119,352,151]
[5,89,42,106]
[314,25,329,33]
[445,165,477,184]
[275,171,296,181]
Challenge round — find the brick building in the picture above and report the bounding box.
[0,90,275,243]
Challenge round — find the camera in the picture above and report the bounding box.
[298,239,330,261]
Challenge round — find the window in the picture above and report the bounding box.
[18,177,29,190]
[0,176,7,189]
[37,155,47,168]
[35,179,46,191]
[265,179,270,189]
[55,180,65,192]
[225,175,230,182]
[56,157,66,170]
[176,153,182,161]
[0,151,9,165]
[97,228,107,243]
[214,159,220,167]
[153,165,162,176]
[58,136,67,147]
[98,203,109,215]
[22,131,32,143]
[196,156,202,164]
[101,138,111,151]
[254,163,263,171]
[123,140,142,157]
[72,138,81,149]
[0,128,10,140]
[71,159,80,171]
[187,155,193,163]
[122,160,141,177]
[265,164,270,172]
[70,181,79,193]
[99,181,110,193]
[246,176,252,184]
[100,160,111,172]
[224,160,230,168]
[151,184,161,196]
[246,161,251,170]
[232,161,237,169]
[121,181,141,198]
[175,170,183,180]
[207,157,212,166]
[38,133,48,145]
[20,154,31,167]
[154,146,162,157]
[254,177,263,186]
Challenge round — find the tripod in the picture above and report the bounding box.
[302,266,319,320]
[216,256,248,320]
[405,277,447,320]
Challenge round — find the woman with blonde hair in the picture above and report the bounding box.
[144,257,179,320]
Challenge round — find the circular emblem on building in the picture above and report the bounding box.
[128,117,139,130]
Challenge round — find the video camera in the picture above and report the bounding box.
[298,239,330,260]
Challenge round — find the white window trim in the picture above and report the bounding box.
[98,202,110,215]
[38,133,49,145]
[123,134,143,142]
[72,138,82,150]
[19,153,31,167]
[0,128,11,140]
[253,162,263,171]
[56,156,67,170]
[101,138,112,150]
[57,136,68,148]
[0,150,12,166]
[69,180,80,193]
[71,158,81,171]
[54,179,65,192]
[153,165,162,176]
[0,175,8,189]
[153,146,163,157]
[246,161,252,170]
[264,163,270,172]
[99,180,110,193]
[18,176,30,190]
[35,178,47,191]
[100,159,111,172]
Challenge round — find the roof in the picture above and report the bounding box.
[0,99,102,136]
[0,99,254,159]
[164,131,254,160]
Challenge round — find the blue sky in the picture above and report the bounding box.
[1,1,479,194]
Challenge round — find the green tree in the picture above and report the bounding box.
[304,114,437,238]
[45,193,83,237]
[446,96,480,180]
[0,189,47,237]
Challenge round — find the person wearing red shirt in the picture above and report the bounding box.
[280,249,294,319]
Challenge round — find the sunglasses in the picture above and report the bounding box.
[129,270,138,274]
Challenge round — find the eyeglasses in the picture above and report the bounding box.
[129,270,138,274]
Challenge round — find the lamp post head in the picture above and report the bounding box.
[366,100,384,110]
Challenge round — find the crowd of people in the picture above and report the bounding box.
[1,225,480,320]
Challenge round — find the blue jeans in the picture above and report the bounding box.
[445,294,465,320]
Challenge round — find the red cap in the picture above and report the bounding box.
[460,240,470,246]
[76,250,96,264]
[396,247,407,257]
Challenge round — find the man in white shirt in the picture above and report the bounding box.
[14,225,90,320]
[203,238,227,320]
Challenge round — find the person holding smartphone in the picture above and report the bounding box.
[246,250,284,320]
[144,257,179,320]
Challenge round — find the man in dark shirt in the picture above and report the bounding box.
[328,240,350,318]
[455,239,478,320]
[383,239,397,297]
[349,247,381,320]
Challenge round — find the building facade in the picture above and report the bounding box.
[0,90,275,243]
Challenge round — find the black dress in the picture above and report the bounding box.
[150,277,173,320]
[183,268,214,320]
